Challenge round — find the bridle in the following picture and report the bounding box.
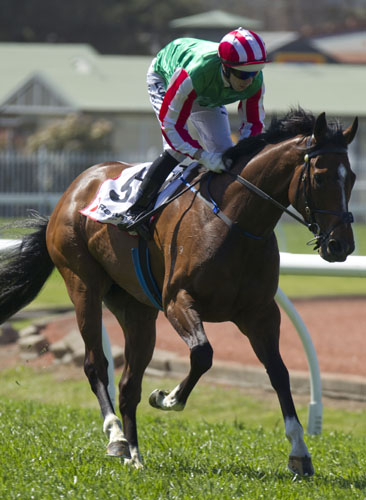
[293,138,353,249]
[223,136,354,249]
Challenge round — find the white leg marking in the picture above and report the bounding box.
[124,445,143,469]
[285,417,310,457]
[162,384,185,410]
[150,385,185,411]
[103,413,125,443]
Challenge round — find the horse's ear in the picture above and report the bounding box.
[313,112,327,143]
[343,117,358,145]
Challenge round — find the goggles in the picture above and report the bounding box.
[229,68,258,80]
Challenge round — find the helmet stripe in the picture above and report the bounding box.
[248,30,267,60]
[235,30,255,62]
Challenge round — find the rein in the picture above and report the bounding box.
[224,169,309,228]
[128,140,353,250]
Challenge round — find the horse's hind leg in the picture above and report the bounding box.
[60,268,130,460]
[104,286,158,468]
[235,301,314,477]
[149,289,213,411]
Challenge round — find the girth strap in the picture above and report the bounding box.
[131,238,163,311]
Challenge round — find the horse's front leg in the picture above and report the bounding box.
[149,289,213,411]
[235,301,314,477]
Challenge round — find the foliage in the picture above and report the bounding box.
[0,0,205,55]
[26,114,113,153]
[0,0,364,56]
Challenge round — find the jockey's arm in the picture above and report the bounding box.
[238,82,266,139]
[159,68,203,160]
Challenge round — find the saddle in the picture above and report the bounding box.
[80,161,200,239]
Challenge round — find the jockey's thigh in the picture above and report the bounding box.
[189,104,234,153]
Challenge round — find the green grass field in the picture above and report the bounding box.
[276,222,366,298]
[0,366,365,499]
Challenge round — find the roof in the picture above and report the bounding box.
[260,63,365,117]
[169,10,263,30]
[312,31,366,64]
[258,31,298,52]
[0,43,365,117]
[0,43,152,113]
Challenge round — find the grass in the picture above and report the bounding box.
[1,366,366,435]
[276,221,366,298]
[0,366,365,499]
[276,221,366,256]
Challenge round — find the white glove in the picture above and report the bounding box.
[199,151,225,173]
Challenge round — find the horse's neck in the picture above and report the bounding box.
[226,138,301,237]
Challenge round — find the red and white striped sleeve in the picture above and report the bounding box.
[159,68,202,159]
[238,82,265,139]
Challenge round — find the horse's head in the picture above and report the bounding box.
[290,112,358,262]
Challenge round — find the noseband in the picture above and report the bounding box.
[296,140,354,249]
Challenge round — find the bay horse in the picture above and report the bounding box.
[0,109,358,476]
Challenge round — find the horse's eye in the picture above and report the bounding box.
[313,173,323,186]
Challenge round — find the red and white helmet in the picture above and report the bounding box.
[218,27,269,72]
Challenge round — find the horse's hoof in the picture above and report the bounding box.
[149,389,169,409]
[288,456,314,477]
[106,439,131,459]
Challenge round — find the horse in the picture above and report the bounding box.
[0,109,358,476]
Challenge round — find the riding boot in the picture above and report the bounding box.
[119,151,179,231]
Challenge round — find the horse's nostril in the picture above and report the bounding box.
[327,239,341,255]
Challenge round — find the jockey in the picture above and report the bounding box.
[120,27,270,229]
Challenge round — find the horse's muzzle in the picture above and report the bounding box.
[319,236,355,262]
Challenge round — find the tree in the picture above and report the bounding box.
[0,0,204,54]
[26,114,113,152]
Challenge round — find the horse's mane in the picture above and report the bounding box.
[223,107,346,166]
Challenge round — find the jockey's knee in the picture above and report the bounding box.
[190,342,213,374]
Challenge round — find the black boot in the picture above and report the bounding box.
[119,151,179,232]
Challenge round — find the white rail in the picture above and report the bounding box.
[277,252,366,435]
[280,252,366,277]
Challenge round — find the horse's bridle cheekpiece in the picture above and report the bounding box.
[297,138,354,249]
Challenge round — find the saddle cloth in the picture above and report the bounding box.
[80,161,197,226]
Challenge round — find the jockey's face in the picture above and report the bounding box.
[229,69,255,92]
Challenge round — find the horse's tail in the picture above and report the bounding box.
[0,213,55,324]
